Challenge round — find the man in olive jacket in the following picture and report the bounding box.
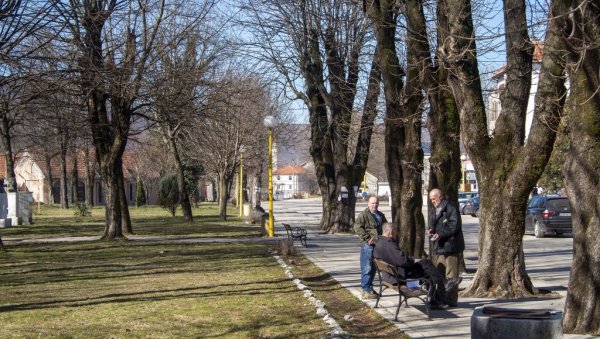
[354,196,387,299]
[427,188,464,292]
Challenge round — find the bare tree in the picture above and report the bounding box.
[365,0,426,257]
[0,0,61,248]
[55,0,166,239]
[149,10,220,222]
[441,0,568,297]
[0,0,59,192]
[184,74,274,220]
[240,0,382,232]
[405,1,462,210]
[556,0,600,334]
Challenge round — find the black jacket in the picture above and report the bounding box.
[373,236,413,284]
[429,199,465,255]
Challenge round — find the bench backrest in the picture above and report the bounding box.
[373,258,399,277]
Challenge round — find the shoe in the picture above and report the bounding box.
[361,290,378,299]
[444,277,463,290]
[429,301,449,310]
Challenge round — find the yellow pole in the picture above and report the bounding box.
[460,160,465,192]
[239,152,243,217]
[268,128,274,237]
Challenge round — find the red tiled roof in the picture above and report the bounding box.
[273,165,306,175]
[493,41,544,78]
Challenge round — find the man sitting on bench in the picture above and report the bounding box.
[373,222,461,310]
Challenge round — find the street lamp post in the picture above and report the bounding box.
[263,115,278,237]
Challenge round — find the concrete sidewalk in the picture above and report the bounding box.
[296,232,588,339]
[272,198,595,339]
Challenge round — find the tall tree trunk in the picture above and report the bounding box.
[70,145,79,202]
[443,0,567,297]
[99,159,123,239]
[68,1,163,240]
[218,172,229,220]
[117,161,132,235]
[0,114,16,192]
[404,0,462,266]
[296,5,376,233]
[168,138,193,222]
[59,139,69,209]
[413,0,462,205]
[561,0,600,334]
[367,0,425,257]
[83,147,94,206]
[375,7,404,229]
[44,154,54,204]
[400,1,427,257]
[562,83,600,333]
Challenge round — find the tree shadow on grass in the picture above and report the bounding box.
[0,277,302,313]
[0,242,281,287]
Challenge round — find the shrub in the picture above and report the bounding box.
[73,201,91,217]
[182,160,201,199]
[157,174,179,216]
[136,178,146,207]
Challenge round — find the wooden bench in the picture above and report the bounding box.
[282,223,307,247]
[373,258,434,321]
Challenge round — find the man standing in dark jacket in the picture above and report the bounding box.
[354,196,387,299]
[427,188,464,293]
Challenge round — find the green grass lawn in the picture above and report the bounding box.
[0,204,406,338]
[3,203,263,240]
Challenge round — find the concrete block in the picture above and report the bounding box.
[471,306,562,339]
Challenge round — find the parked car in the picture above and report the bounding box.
[525,195,572,238]
[458,192,479,214]
[463,196,480,217]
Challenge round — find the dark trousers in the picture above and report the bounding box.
[411,259,446,303]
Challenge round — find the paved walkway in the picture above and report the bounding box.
[271,198,596,339]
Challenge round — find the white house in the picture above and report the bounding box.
[487,41,544,140]
[273,164,314,199]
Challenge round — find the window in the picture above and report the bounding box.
[289,185,292,189]
[277,176,280,180]
[536,199,545,208]
[289,176,292,180]
[528,197,537,208]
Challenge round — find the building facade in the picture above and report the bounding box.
[4,151,158,206]
[487,41,544,140]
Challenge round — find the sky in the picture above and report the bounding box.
[261,0,550,125]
